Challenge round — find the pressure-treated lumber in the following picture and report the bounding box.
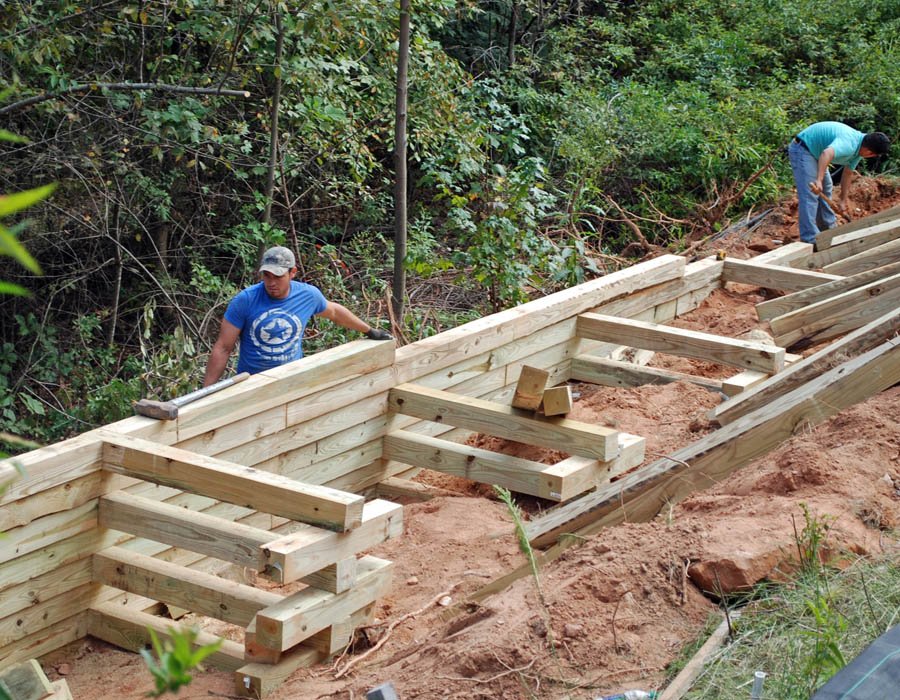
[93,546,281,626]
[88,601,247,671]
[511,365,550,410]
[576,313,785,373]
[805,224,900,270]
[571,355,724,391]
[255,556,392,651]
[658,614,736,700]
[750,241,812,267]
[712,305,900,425]
[0,659,53,700]
[756,259,900,321]
[389,383,619,461]
[259,499,401,584]
[235,603,374,698]
[372,476,457,501]
[244,613,354,664]
[384,429,641,501]
[99,490,274,572]
[721,258,841,290]
[814,207,900,249]
[822,237,900,276]
[48,681,72,700]
[541,385,572,416]
[100,432,364,532]
[175,339,395,441]
[596,257,721,322]
[772,272,900,349]
[721,353,801,397]
[385,430,568,499]
[527,335,900,547]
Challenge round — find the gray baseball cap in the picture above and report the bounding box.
[259,246,295,276]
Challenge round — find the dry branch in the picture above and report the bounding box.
[333,582,460,679]
[0,82,251,116]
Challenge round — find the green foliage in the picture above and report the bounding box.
[2,0,899,446]
[140,626,223,698]
[0,105,55,295]
[448,157,556,310]
[793,502,835,577]
[679,553,900,700]
[802,593,847,683]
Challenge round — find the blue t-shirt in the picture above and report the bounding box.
[797,122,865,171]
[224,281,327,374]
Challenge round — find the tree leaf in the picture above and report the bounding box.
[0,183,57,218]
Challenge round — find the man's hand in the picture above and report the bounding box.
[366,327,393,341]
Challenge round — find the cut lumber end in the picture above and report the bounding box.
[0,660,53,700]
[541,385,573,416]
[511,365,550,411]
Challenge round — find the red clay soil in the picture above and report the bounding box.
[41,178,900,699]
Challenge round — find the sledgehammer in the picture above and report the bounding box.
[135,372,249,420]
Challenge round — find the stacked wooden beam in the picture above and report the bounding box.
[90,435,402,694]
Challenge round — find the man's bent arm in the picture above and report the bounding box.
[839,168,855,209]
[316,301,371,333]
[203,319,241,386]
[814,146,835,191]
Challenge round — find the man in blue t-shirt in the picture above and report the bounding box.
[788,122,890,244]
[203,246,392,385]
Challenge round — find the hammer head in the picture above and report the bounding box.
[134,398,179,420]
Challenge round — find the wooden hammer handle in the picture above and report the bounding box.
[808,182,852,223]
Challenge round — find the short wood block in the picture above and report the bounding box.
[49,680,73,700]
[235,603,376,697]
[541,385,572,416]
[511,365,550,410]
[722,352,802,397]
[255,556,393,651]
[301,556,358,594]
[0,659,53,700]
[260,500,401,584]
[541,433,645,501]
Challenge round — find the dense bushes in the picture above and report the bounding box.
[1,0,897,447]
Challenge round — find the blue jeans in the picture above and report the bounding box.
[788,139,835,244]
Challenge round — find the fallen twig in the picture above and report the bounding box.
[333,582,460,679]
[436,657,536,683]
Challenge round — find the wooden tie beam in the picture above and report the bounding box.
[100,432,364,532]
[384,429,644,502]
[576,313,786,373]
[389,383,620,461]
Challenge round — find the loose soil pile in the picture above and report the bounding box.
[42,178,900,699]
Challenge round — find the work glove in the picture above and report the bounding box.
[366,327,393,341]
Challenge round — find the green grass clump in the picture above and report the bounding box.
[674,507,900,699]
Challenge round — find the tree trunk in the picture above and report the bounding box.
[261,5,284,259]
[392,0,410,325]
[507,0,518,68]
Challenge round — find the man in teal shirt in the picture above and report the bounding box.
[788,122,889,244]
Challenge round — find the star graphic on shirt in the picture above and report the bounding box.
[261,318,291,343]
